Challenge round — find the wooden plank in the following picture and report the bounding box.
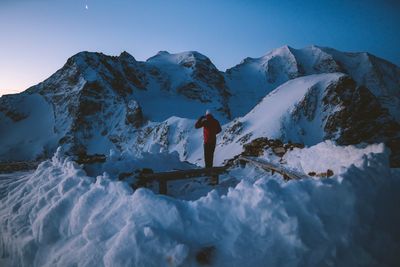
[139,166,228,194]
[141,166,228,182]
[238,156,308,180]
[159,180,167,195]
[0,161,41,173]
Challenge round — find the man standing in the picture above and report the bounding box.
[195,110,222,169]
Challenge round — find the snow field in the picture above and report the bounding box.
[281,141,387,175]
[1,144,400,266]
[0,93,57,161]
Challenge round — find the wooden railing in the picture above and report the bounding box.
[138,166,229,194]
[238,156,308,180]
[137,156,309,195]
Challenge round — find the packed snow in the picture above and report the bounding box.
[215,73,345,165]
[0,93,57,161]
[1,143,399,267]
[1,45,399,162]
[1,45,400,266]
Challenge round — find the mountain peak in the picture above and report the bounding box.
[147,50,212,67]
[157,50,170,56]
[64,51,110,70]
[68,51,105,61]
[262,45,294,58]
[119,51,136,61]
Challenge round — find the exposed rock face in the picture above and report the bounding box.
[226,45,400,120]
[0,95,29,122]
[322,76,400,165]
[286,75,400,166]
[0,46,399,166]
[0,50,232,159]
[146,51,231,119]
[217,73,400,167]
[125,100,144,128]
[242,137,304,158]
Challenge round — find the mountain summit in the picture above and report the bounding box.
[0,46,399,166]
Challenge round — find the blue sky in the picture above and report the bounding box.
[1,0,399,95]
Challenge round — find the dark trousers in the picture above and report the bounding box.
[204,143,216,168]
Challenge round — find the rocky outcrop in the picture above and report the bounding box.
[322,76,400,166]
[0,47,399,165]
[226,45,400,120]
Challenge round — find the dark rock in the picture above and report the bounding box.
[242,137,304,158]
[176,82,212,103]
[242,137,270,157]
[121,61,147,90]
[0,109,28,122]
[308,169,335,178]
[0,95,29,122]
[196,246,215,265]
[125,100,144,128]
[76,153,106,164]
[221,120,243,145]
[272,147,286,157]
[323,76,400,167]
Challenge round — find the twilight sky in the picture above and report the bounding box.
[1,0,399,96]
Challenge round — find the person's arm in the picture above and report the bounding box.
[195,116,205,129]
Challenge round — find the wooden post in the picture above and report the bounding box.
[238,156,307,180]
[159,179,167,195]
[239,159,246,168]
[210,175,219,185]
[139,167,229,195]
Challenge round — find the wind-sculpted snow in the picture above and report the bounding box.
[1,144,399,267]
[281,141,387,175]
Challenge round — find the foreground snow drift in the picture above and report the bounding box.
[1,145,400,267]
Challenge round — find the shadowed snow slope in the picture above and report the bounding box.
[216,73,400,166]
[1,144,399,267]
[226,45,400,120]
[0,46,399,163]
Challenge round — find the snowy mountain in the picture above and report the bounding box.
[1,46,400,267]
[226,45,400,120]
[0,46,399,166]
[0,50,230,161]
[136,73,399,167]
[217,73,400,165]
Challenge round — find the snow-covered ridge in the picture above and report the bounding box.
[1,142,399,266]
[216,73,400,166]
[0,45,399,165]
[226,45,400,120]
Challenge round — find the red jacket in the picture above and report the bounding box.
[195,114,222,144]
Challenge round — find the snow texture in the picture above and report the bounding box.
[1,45,399,266]
[1,45,399,162]
[1,144,399,267]
[0,93,57,161]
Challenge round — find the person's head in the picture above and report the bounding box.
[205,109,213,119]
